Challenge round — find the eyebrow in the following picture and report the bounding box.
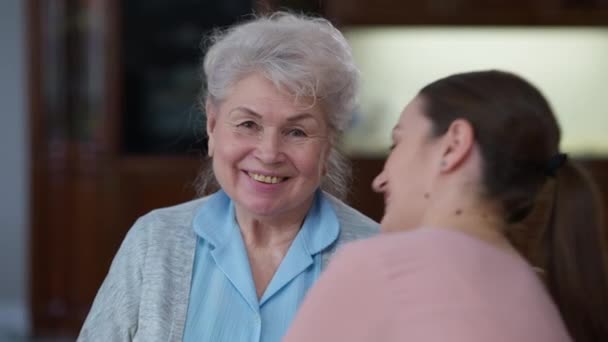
[229,107,262,119]
[229,107,319,123]
[286,112,318,123]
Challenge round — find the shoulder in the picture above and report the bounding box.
[118,197,212,262]
[328,229,488,307]
[329,233,402,275]
[130,197,210,241]
[140,196,210,230]
[342,228,541,295]
[322,230,570,342]
[323,192,380,241]
[79,198,209,341]
[336,228,482,273]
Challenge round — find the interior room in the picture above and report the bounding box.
[1,0,607,340]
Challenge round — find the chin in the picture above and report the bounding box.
[241,197,299,218]
[380,223,400,233]
[234,187,316,220]
[241,200,281,217]
[380,217,398,232]
[380,215,416,233]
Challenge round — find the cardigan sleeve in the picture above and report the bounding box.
[77,217,150,341]
[284,241,391,342]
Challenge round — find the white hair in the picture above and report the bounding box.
[197,12,359,200]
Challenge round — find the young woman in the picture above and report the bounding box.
[285,70,608,342]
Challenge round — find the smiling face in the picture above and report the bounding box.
[206,73,331,220]
[372,96,443,232]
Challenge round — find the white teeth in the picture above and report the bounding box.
[248,172,283,184]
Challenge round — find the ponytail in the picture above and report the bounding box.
[544,161,608,342]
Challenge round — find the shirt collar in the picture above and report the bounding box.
[299,190,340,255]
[193,190,235,247]
[192,189,340,255]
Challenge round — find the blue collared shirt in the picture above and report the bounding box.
[183,190,340,342]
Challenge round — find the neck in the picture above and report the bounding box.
[234,199,312,249]
[421,183,513,252]
[234,197,315,300]
[425,210,512,250]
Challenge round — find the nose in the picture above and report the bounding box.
[372,170,387,193]
[255,130,285,164]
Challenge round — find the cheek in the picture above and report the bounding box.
[383,155,406,187]
[384,154,427,202]
[215,131,252,156]
[212,140,251,175]
[394,145,434,181]
[214,145,237,166]
[296,153,322,176]
[290,144,328,176]
[382,189,425,232]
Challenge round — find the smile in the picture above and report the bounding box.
[247,172,286,184]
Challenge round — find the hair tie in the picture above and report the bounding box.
[545,153,568,178]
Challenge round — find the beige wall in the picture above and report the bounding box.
[343,27,608,157]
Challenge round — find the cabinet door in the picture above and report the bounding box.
[29,0,253,336]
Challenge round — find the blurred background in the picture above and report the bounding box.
[1,0,607,340]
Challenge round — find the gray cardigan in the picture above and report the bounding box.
[78,194,379,341]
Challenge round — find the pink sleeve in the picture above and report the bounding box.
[283,242,391,342]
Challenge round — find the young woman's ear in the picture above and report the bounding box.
[439,119,474,173]
[205,101,218,157]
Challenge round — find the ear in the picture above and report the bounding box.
[439,119,474,173]
[205,101,218,157]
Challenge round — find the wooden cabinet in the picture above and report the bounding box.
[323,0,608,25]
[28,0,252,336]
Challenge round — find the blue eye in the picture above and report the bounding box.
[287,128,307,137]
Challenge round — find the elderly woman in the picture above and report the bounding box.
[285,70,608,342]
[78,12,378,342]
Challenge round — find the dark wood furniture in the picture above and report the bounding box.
[28,0,607,337]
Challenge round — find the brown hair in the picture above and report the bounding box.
[419,70,608,342]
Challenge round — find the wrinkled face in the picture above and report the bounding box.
[372,96,441,232]
[207,73,330,219]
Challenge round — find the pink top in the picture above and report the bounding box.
[284,228,572,342]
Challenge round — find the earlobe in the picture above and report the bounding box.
[440,119,474,173]
[207,137,214,157]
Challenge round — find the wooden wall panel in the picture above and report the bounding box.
[325,0,608,25]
